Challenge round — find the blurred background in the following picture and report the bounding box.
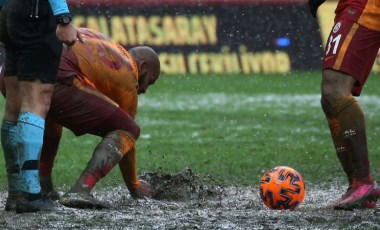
[67,0,379,76]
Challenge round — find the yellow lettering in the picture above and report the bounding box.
[79,15,219,46]
[243,53,262,74]
[239,45,250,74]
[72,15,294,75]
[149,16,164,45]
[210,54,224,74]
[110,16,127,45]
[221,46,240,74]
[136,16,151,44]
[202,16,217,45]
[160,53,187,75]
[72,16,86,28]
[87,16,101,32]
[98,16,110,37]
[162,16,179,45]
[160,53,175,74]
[191,16,208,45]
[237,46,292,74]
[188,53,200,74]
[275,52,291,73]
[261,52,277,73]
[227,53,240,74]
[123,17,137,45]
[199,54,211,74]
[175,54,187,74]
[175,16,190,45]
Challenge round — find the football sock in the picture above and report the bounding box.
[1,120,21,193]
[71,130,135,193]
[325,115,354,184]
[17,112,45,195]
[39,123,62,193]
[331,96,371,182]
[39,129,61,179]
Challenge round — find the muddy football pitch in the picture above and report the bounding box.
[0,169,379,229]
[2,75,380,228]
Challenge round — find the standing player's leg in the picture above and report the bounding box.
[1,0,63,213]
[1,77,21,211]
[0,5,23,211]
[39,117,63,200]
[321,20,380,209]
[0,41,23,211]
[14,82,58,213]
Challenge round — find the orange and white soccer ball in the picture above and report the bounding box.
[259,166,305,210]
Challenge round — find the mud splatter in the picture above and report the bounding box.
[0,170,380,229]
[139,167,225,201]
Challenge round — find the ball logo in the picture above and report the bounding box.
[259,166,305,210]
[333,22,341,33]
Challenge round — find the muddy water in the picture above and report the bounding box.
[1,171,380,229]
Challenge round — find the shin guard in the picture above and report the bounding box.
[1,120,21,193]
[17,112,45,194]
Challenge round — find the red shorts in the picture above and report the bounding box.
[323,20,380,96]
[47,77,138,138]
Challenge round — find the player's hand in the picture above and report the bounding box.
[308,0,326,18]
[56,23,85,46]
[129,180,152,199]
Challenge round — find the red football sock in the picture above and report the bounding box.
[72,130,135,192]
[330,96,372,182]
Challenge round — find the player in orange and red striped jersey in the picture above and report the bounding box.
[1,28,160,209]
[308,0,380,210]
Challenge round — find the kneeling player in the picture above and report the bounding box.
[2,28,160,209]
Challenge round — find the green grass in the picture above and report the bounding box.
[1,71,380,190]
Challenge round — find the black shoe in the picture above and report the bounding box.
[40,176,60,200]
[45,189,60,201]
[15,193,60,213]
[5,193,17,211]
[59,191,110,209]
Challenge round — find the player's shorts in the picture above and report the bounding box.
[47,77,139,138]
[323,20,380,96]
[0,0,62,83]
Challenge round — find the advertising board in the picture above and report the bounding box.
[68,0,379,74]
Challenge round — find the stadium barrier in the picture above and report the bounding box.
[68,0,379,75]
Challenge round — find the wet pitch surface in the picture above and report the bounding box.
[1,170,380,229]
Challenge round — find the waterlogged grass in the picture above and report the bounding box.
[0,72,380,189]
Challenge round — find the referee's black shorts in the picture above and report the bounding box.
[0,0,62,83]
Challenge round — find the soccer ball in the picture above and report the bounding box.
[259,166,305,210]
